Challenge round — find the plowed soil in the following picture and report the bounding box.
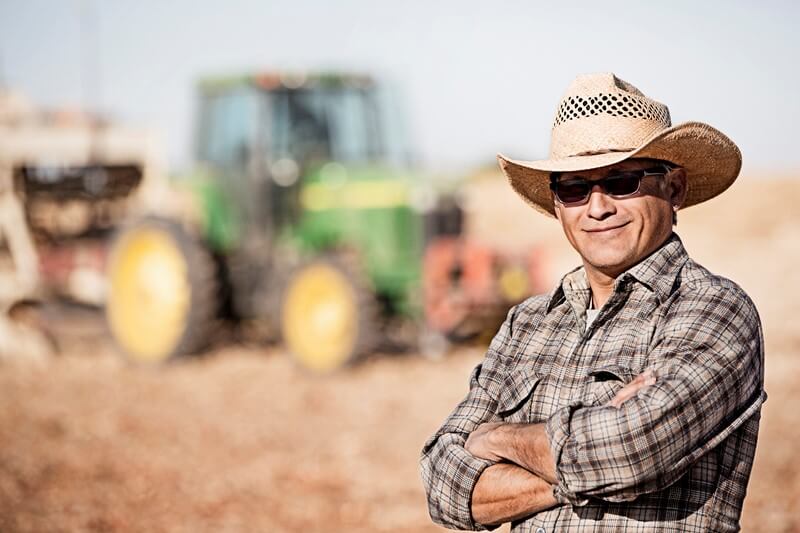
[1,175,798,532]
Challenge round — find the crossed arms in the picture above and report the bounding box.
[466,372,655,525]
[420,283,765,530]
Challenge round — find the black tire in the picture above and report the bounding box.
[279,254,379,373]
[105,217,219,363]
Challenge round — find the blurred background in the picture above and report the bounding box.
[0,1,797,531]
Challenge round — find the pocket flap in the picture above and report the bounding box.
[587,364,635,383]
[496,369,540,414]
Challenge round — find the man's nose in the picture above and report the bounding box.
[586,184,617,219]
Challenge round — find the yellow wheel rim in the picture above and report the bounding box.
[498,266,529,301]
[107,227,191,362]
[282,264,359,372]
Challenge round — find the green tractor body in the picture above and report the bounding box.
[106,72,541,371]
[193,74,428,312]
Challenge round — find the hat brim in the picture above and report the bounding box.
[498,121,742,217]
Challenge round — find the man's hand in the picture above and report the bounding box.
[466,422,558,484]
[465,421,506,462]
[607,370,656,408]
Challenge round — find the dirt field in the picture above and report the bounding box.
[1,175,798,532]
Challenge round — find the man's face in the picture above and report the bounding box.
[552,159,687,277]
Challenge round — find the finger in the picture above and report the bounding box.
[464,433,479,454]
[608,388,637,408]
[619,378,648,396]
[632,370,654,384]
[623,371,655,392]
[608,374,656,407]
[608,384,652,408]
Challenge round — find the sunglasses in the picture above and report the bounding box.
[550,164,673,206]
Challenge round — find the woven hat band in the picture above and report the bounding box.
[553,91,671,129]
[549,114,667,159]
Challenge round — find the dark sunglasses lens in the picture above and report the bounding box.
[555,180,590,204]
[604,173,641,196]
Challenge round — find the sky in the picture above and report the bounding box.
[1,0,798,176]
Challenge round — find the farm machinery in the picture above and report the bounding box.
[0,87,163,360]
[0,75,546,369]
[102,72,548,371]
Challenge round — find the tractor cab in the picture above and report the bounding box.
[193,73,412,246]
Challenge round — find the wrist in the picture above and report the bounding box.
[492,423,557,483]
[487,422,519,462]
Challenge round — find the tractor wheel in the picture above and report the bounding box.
[105,218,219,363]
[280,256,378,373]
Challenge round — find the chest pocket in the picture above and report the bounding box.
[495,369,540,423]
[583,364,636,406]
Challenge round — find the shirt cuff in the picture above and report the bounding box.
[545,401,589,507]
[424,432,500,531]
[458,450,499,531]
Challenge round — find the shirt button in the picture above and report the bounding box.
[535,528,546,533]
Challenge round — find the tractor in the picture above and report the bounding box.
[0,87,163,361]
[105,72,545,372]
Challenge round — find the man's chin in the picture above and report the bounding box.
[582,252,635,277]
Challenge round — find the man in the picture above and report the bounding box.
[420,73,766,532]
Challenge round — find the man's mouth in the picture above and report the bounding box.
[584,221,630,233]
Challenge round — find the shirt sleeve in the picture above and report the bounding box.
[545,282,766,505]
[420,305,520,531]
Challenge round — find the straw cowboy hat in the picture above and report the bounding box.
[498,73,742,217]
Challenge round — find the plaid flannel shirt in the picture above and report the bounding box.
[420,234,766,532]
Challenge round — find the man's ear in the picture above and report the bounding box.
[669,168,688,208]
[552,194,561,221]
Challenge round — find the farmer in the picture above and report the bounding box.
[420,73,766,532]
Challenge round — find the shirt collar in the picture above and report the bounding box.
[546,266,588,312]
[621,233,689,301]
[546,232,689,310]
